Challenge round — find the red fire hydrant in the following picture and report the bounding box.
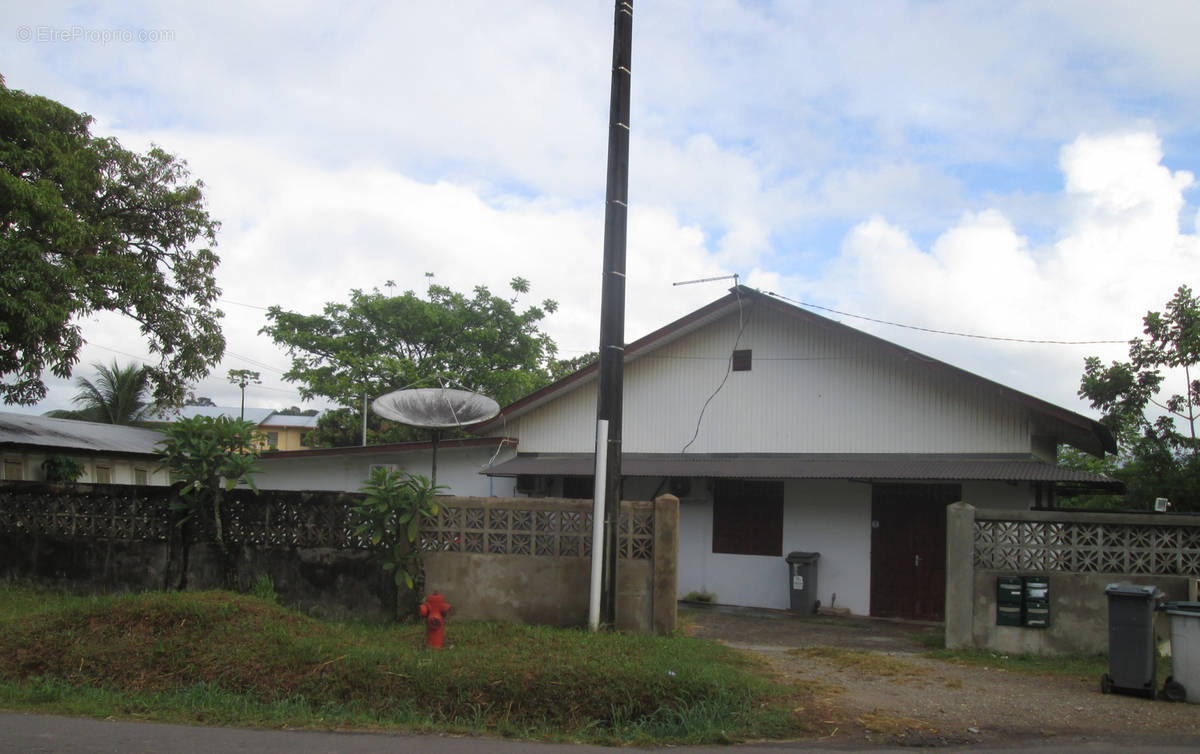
[419,591,451,649]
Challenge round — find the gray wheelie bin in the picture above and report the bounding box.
[1160,601,1200,703]
[785,551,820,614]
[1101,583,1162,698]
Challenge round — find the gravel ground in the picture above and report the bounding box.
[680,604,1200,748]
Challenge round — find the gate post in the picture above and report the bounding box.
[945,502,976,649]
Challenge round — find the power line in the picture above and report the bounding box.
[764,291,1129,345]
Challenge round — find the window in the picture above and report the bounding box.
[94,464,112,484]
[561,476,595,499]
[266,431,279,449]
[133,467,149,485]
[731,349,752,372]
[712,479,783,556]
[3,458,23,481]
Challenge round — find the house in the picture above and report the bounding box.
[0,411,170,485]
[471,286,1119,620]
[143,406,323,451]
[255,436,517,496]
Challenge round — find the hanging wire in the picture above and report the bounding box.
[764,291,1129,345]
[681,286,750,453]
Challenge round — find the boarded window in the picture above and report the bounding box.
[712,479,783,556]
[133,467,149,485]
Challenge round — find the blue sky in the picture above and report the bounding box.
[3,0,1199,418]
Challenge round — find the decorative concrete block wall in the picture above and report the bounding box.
[945,503,1200,655]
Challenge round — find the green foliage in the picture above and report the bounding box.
[43,360,151,425]
[354,468,444,618]
[0,587,801,744]
[250,573,277,603]
[40,455,84,483]
[261,278,559,419]
[157,416,261,586]
[0,82,225,406]
[550,351,599,381]
[157,415,262,503]
[304,407,423,448]
[1078,285,1200,511]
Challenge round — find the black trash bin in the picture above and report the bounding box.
[785,551,820,614]
[1102,583,1163,698]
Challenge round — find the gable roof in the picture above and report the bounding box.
[474,286,1116,457]
[0,412,164,456]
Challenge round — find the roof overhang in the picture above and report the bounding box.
[486,452,1124,491]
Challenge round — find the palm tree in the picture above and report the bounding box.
[45,361,152,425]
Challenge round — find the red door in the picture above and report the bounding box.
[869,484,959,621]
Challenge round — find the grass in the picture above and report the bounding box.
[0,585,809,745]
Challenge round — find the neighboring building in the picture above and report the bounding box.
[255,437,517,497]
[472,286,1120,620]
[144,406,323,451]
[0,412,169,485]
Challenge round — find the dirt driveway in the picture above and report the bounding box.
[680,604,1200,748]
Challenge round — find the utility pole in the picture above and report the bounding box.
[590,0,632,631]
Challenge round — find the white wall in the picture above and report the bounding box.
[255,443,517,497]
[1,450,168,485]
[515,305,1035,456]
[675,478,1032,615]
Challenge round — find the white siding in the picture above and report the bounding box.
[255,444,516,497]
[517,306,1033,455]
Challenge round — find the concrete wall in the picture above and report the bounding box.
[0,482,677,633]
[946,503,1200,655]
[423,495,678,634]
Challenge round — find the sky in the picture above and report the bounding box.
[3,0,1199,424]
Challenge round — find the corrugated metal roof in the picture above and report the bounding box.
[143,406,283,425]
[261,413,322,429]
[486,452,1122,487]
[0,412,164,456]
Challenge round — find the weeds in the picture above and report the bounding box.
[0,585,804,744]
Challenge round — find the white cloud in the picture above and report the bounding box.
[818,130,1199,413]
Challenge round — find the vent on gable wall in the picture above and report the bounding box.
[732,349,752,372]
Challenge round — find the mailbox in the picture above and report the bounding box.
[996,575,1023,626]
[1023,576,1050,628]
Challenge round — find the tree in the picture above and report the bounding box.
[261,277,559,442]
[227,369,261,421]
[303,408,423,448]
[273,405,319,416]
[44,360,151,425]
[1077,284,1200,510]
[0,80,225,406]
[352,467,444,620]
[157,415,261,588]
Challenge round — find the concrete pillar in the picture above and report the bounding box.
[944,501,976,649]
[652,494,679,634]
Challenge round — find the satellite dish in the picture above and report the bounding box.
[372,388,499,429]
[371,387,500,486]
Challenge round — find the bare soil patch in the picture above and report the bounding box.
[680,604,1200,748]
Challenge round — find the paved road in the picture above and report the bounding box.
[4,712,1200,754]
